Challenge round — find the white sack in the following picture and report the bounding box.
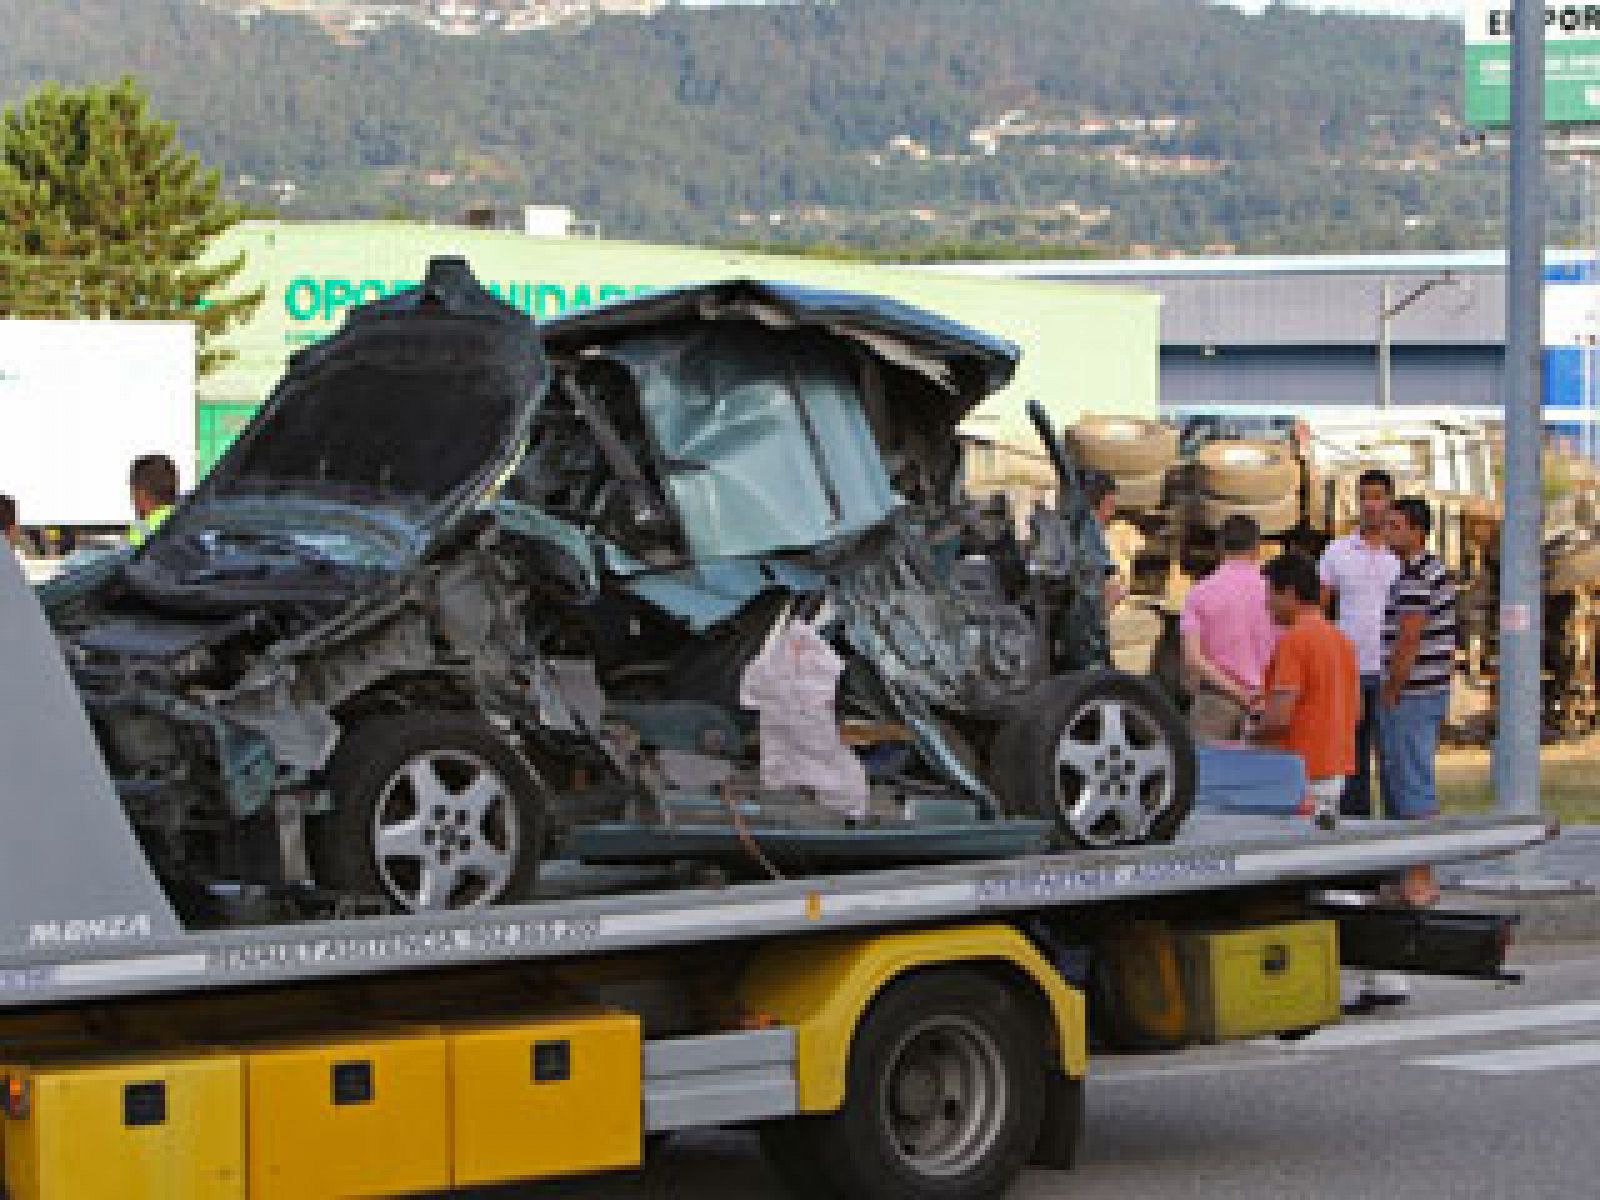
[739,620,869,818]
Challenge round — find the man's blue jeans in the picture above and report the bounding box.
[1342,674,1389,819]
[1377,689,1450,820]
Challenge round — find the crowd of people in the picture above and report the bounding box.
[1178,469,1458,1009]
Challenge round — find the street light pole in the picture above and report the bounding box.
[1497,0,1544,818]
[1376,274,1459,412]
[1378,281,1393,410]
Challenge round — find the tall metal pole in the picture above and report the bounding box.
[1580,156,1593,464]
[1497,0,1545,818]
[1378,280,1393,410]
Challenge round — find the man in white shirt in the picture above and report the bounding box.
[1319,469,1401,819]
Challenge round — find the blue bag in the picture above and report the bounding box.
[1194,743,1307,815]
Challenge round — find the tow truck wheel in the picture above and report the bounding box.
[310,713,546,913]
[995,671,1196,849]
[764,970,1047,1200]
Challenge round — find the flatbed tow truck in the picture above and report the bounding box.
[0,542,1551,1199]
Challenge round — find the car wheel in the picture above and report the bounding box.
[763,970,1047,1200]
[311,712,546,913]
[995,672,1195,849]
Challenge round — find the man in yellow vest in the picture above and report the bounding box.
[127,455,179,548]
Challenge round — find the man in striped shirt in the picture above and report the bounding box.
[1352,495,1457,1013]
[1379,496,1458,820]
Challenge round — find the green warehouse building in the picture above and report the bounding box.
[198,222,1160,472]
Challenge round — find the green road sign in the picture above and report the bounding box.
[1465,3,1600,127]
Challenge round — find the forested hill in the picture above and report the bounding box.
[0,0,1547,255]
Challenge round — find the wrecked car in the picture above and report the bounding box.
[42,258,1195,920]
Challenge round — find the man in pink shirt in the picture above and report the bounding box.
[1180,515,1279,740]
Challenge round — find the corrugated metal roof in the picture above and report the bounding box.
[1151,272,1503,346]
[929,251,1600,347]
[930,249,1592,281]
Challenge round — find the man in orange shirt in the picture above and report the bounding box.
[1253,553,1361,829]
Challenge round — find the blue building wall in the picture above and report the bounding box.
[1544,261,1600,448]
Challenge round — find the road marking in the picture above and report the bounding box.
[1414,1040,1600,1075]
[1307,1002,1600,1049]
[1097,1058,1309,1084]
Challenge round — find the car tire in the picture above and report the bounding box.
[1195,440,1300,503]
[1196,489,1303,537]
[763,970,1047,1200]
[994,671,1195,849]
[1068,416,1177,477]
[310,712,546,913]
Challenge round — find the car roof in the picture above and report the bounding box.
[540,278,1020,400]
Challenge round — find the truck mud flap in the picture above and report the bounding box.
[1323,906,1521,981]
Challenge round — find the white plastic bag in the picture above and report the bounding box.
[739,619,870,819]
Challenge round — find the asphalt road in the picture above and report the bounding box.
[474,945,1600,1200]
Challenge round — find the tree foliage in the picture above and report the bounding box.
[0,1,1576,257]
[0,76,261,373]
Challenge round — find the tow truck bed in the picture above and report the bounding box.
[0,813,1546,1011]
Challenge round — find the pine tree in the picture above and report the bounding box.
[0,77,261,374]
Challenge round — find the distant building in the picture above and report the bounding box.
[936,252,1600,443]
[460,205,591,238]
[521,205,578,237]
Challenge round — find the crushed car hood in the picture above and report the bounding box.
[177,256,547,557]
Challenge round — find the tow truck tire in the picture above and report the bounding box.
[311,713,546,914]
[766,969,1047,1200]
[994,671,1196,849]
